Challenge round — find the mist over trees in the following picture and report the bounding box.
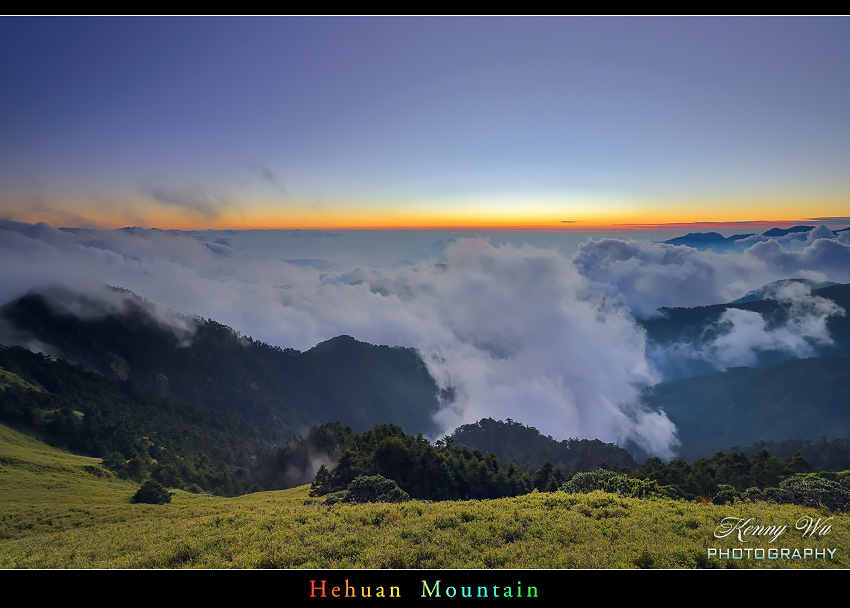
[0,289,442,436]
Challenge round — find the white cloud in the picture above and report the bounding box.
[3,220,849,458]
[572,227,850,317]
[648,281,846,373]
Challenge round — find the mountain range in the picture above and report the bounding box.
[662,225,850,250]
[1,276,848,488]
[0,286,442,437]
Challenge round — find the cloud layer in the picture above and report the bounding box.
[648,280,846,376]
[573,229,850,317]
[2,220,849,457]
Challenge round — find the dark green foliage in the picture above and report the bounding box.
[762,486,795,504]
[343,475,410,503]
[783,452,812,475]
[737,437,850,473]
[101,451,129,479]
[0,345,253,496]
[310,424,536,501]
[633,448,850,511]
[740,487,763,502]
[635,449,781,500]
[771,474,850,511]
[532,461,566,492]
[642,357,850,460]
[323,491,348,505]
[0,290,442,436]
[561,469,623,493]
[450,418,636,474]
[561,469,671,499]
[712,484,739,505]
[131,479,172,504]
[311,464,333,497]
[749,449,784,488]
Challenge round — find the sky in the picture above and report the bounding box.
[1,16,848,231]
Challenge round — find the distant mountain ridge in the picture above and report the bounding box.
[731,278,838,304]
[637,281,850,461]
[641,282,850,362]
[0,287,442,437]
[642,356,850,461]
[664,231,755,248]
[662,225,835,250]
[3,280,848,474]
[762,225,817,236]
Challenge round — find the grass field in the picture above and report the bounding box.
[1,422,847,569]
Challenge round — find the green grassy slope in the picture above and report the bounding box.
[1,423,848,569]
[0,366,43,392]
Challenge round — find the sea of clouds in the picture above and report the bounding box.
[2,219,849,457]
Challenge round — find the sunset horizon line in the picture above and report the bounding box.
[37,218,850,233]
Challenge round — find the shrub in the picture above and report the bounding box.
[343,475,410,503]
[762,486,794,505]
[131,479,173,504]
[740,487,763,502]
[561,469,670,499]
[757,474,850,511]
[561,469,622,493]
[776,474,850,511]
[712,484,739,505]
[323,491,348,506]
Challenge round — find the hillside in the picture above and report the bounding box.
[642,356,850,460]
[642,283,850,351]
[731,279,838,304]
[3,283,848,484]
[449,418,636,473]
[1,422,847,569]
[0,287,442,436]
[0,343,264,494]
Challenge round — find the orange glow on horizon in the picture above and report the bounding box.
[193,202,849,231]
[141,218,850,233]
[3,193,848,232]
[190,210,850,232]
[16,215,850,233]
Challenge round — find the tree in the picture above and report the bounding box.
[309,464,332,497]
[783,452,812,476]
[750,449,782,488]
[131,479,172,504]
[101,451,129,479]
